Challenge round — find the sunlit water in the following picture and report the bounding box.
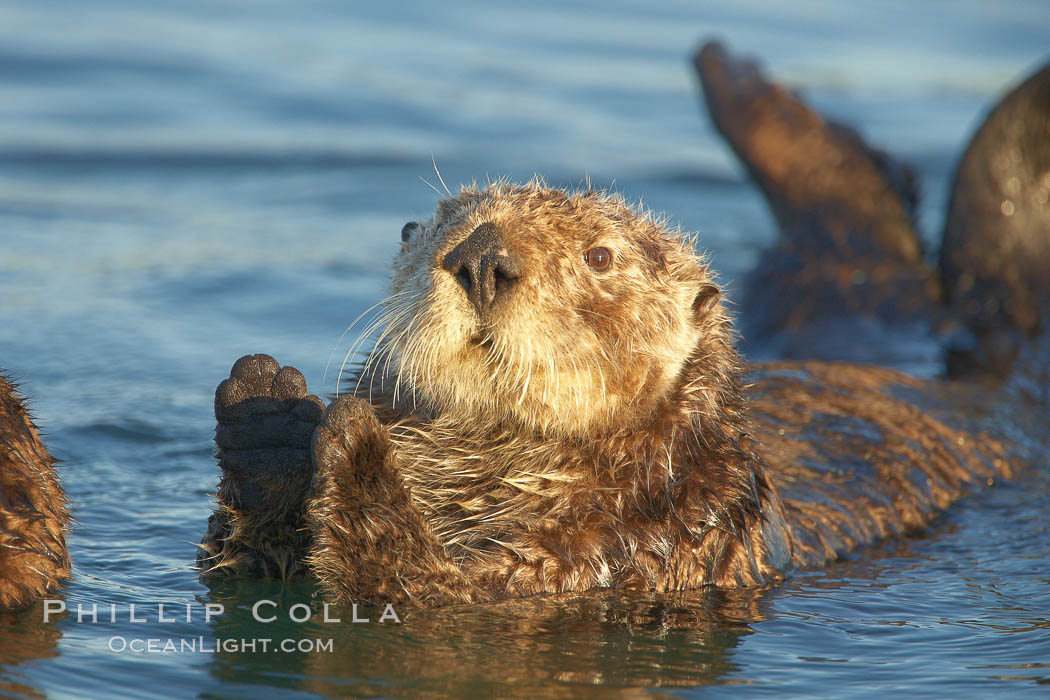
[1,1,1048,697]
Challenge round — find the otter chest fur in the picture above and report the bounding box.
[200,179,1042,607]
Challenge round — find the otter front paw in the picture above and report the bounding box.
[307,396,479,606]
[199,354,324,579]
[213,354,324,509]
[312,395,393,487]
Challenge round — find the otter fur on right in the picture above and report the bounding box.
[198,45,1050,608]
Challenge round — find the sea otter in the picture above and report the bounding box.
[0,374,70,609]
[695,41,1050,380]
[198,43,1050,607]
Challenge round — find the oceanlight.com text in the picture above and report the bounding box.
[108,636,335,654]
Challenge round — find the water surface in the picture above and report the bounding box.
[1,1,1048,697]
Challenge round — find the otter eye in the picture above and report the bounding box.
[584,246,612,272]
[401,221,419,242]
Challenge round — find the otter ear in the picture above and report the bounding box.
[692,283,721,316]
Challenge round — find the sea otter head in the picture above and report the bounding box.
[363,180,738,439]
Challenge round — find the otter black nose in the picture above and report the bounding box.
[442,222,522,317]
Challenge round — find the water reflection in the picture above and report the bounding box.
[0,601,64,699]
[203,579,778,697]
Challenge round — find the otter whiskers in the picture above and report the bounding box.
[332,290,413,395]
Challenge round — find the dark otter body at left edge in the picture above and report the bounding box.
[0,373,70,609]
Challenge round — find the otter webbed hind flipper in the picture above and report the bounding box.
[694,41,942,369]
[198,354,324,580]
[0,373,70,609]
[939,59,1050,380]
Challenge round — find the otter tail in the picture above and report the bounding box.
[695,40,1050,384]
[693,41,941,369]
[939,60,1050,381]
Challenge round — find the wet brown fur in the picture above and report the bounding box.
[694,41,942,354]
[0,374,70,609]
[199,41,1050,608]
[199,178,1039,607]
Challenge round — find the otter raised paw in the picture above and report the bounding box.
[198,354,323,579]
[306,396,476,607]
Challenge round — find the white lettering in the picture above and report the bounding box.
[77,603,98,623]
[204,603,224,623]
[379,604,401,624]
[42,599,65,623]
[128,604,146,623]
[288,603,311,623]
[252,600,277,623]
[322,603,341,623]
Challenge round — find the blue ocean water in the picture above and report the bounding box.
[0,1,1048,697]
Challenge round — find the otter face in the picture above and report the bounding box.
[367,180,731,438]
